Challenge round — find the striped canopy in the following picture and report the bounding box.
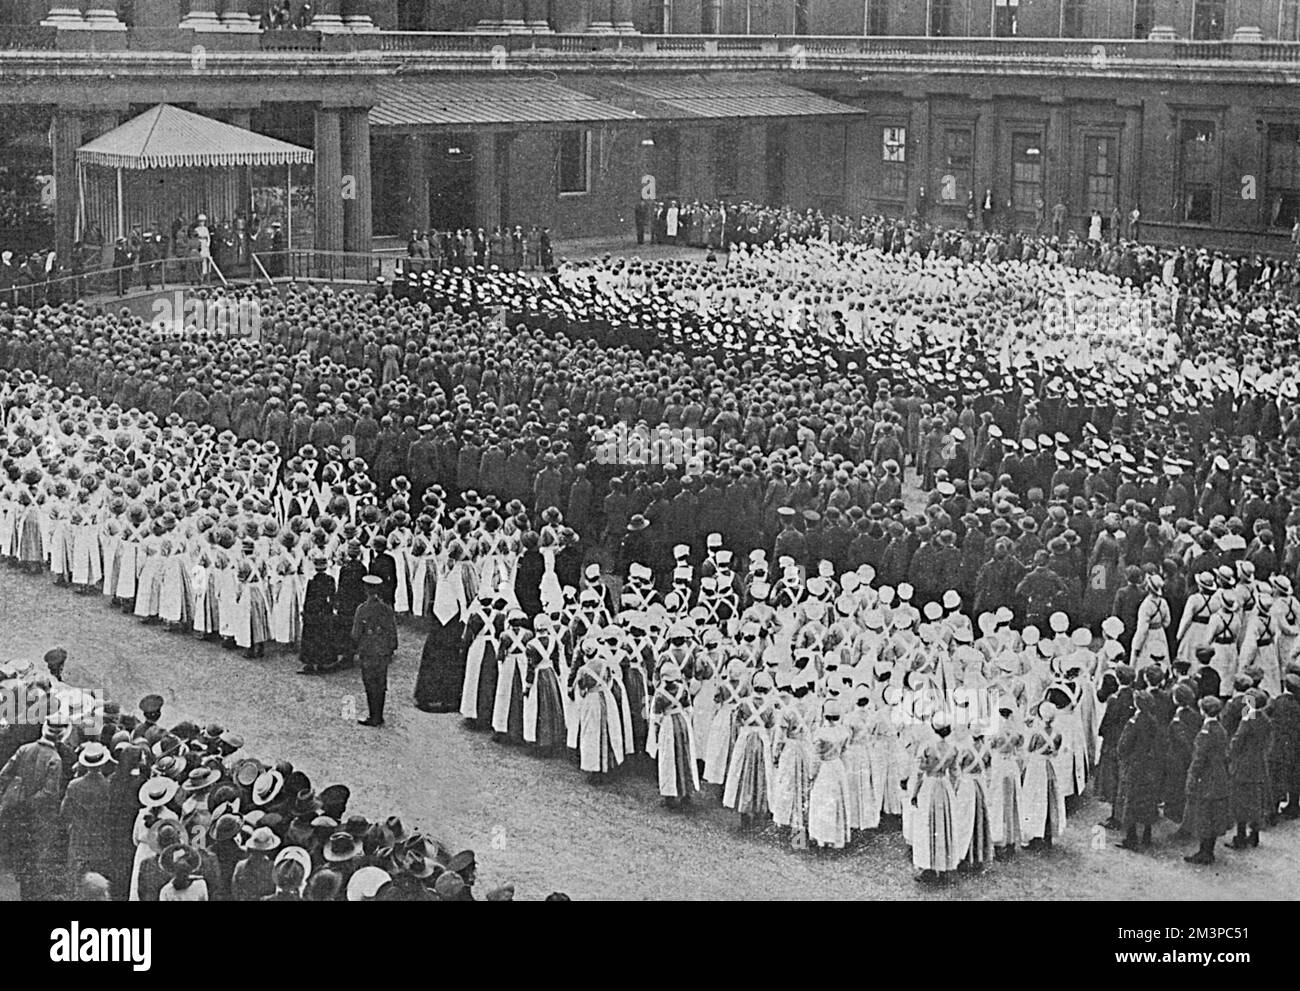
[76,104,313,171]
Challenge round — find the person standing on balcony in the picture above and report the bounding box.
[195,214,212,284]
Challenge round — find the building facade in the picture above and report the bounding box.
[2,0,1300,260]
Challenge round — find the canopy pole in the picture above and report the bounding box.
[115,167,124,242]
[286,163,293,255]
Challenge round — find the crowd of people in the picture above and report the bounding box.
[0,656,534,901]
[2,202,1300,892]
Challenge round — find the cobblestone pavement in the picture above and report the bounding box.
[3,556,1298,900]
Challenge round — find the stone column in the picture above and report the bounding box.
[341,109,374,254]
[477,0,505,29]
[314,109,344,254]
[42,0,86,26]
[613,0,637,32]
[525,0,554,31]
[406,135,431,233]
[178,0,223,30]
[589,0,616,31]
[83,0,128,29]
[312,0,348,31]
[844,118,870,218]
[1120,103,1143,220]
[1232,0,1263,39]
[52,110,82,266]
[221,0,261,32]
[974,99,996,219]
[1044,101,1068,220]
[342,0,378,31]
[474,131,501,231]
[1147,0,1177,37]
[501,0,529,31]
[908,94,930,217]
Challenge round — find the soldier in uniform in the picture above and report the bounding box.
[353,575,399,727]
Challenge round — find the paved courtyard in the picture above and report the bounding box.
[3,559,1298,901]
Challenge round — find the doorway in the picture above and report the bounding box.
[428,134,476,232]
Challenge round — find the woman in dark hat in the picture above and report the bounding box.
[1183,696,1232,865]
[415,566,467,713]
[299,555,337,675]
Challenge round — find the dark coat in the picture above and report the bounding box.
[351,597,398,666]
[1265,690,1300,793]
[61,769,113,879]
[1164,706,1202,822]
[1116,709,1162,827]
[1096,684,1134,805]
[1184,718,1232,839]
[1228,713,1273,825]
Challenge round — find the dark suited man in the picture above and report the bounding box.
[353,576,399,727]
[334,542,368,670]
[367,535,397,606]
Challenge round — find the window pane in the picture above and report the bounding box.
[559,131,588,194]
[1084,135,1117,215]
[883,126,907,162]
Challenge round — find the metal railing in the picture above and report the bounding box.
[4,24,1300,63]
[251,249,394,285]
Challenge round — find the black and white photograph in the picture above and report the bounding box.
[0,0,1292,954]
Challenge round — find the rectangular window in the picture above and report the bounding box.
[866,0,889,33]
[939,126,974,205]
[993,0,1019,36]
[1084,135,1118,217]
[1133,0,1153,36]
[881,125,907,200]
[1179,120,1217,223]
[714,126,740,195]
[1192,0,1225,39]
[1061,0,1085,36]
[1267,123,1300,229]
[558,130,590,196]
[1282,0,1300,39]
[653,129,681,196]
[1011,132,1043,216]
[929,0,954,35]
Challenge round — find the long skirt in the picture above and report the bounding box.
[953,776,994,866]
[987,759,1022,847]
[459,635,492,719]
[158,559,193,625]
[523,666,567,748]
[844,743,879,830]
[911,775,958,871]
[299,610,337,667]
[1021,756,1066,842]
[649,711,699,799]
[722,726,773,816]
[17,513,43,564]
[771,741,813,830]
[71,526,101,586]
[808,758,852,848]
[702,704,738,784]
[133,558,162,617]
[473,640,500,726]
[491,654,525,739]
[414,617,465,712]
[576,690,622,773]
